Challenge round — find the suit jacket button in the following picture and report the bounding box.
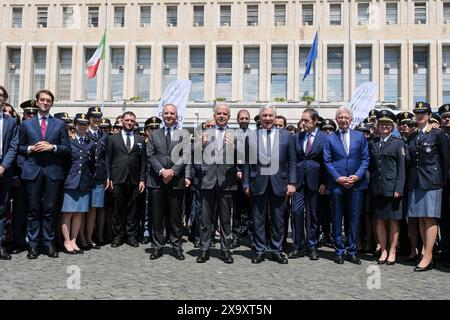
[78,171,82,174]
[79,164,82,167]
[80,157,83,159]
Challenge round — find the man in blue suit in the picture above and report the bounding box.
[290,108,327,261]
[0,86,19,260]
[18,89,71,259]
[243,105,296,264]
[323,106,369,265]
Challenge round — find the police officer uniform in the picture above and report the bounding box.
[406,102,450,219]
[61,113,95,214]
[368,110,406,220]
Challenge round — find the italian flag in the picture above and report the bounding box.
[87,31,106,79]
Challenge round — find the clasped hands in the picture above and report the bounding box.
[30,141,54,153]
[337,175,359,189]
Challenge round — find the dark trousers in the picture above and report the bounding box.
[440,185,450,260]
[251,182,286,254]
[318,193,332,242]
[188,187,202,243]
[139,188,151,239]
[232,184,252,241]
[151,187,184,250]
[0,176,12,247]
[111,179,139,242]
[25,170,61,248]
[11,181,27,247]
[292,187,320,252]
[330,187,363,256]
[200,187,233,252]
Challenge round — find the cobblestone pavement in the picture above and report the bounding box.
[1,239,450,300]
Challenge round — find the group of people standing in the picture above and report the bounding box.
[0,84,449,273]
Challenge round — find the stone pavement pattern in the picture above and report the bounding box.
[1,242,450,300]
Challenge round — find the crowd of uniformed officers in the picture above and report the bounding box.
[0,84,449,272]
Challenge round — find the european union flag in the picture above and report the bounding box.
[302,31,318,81]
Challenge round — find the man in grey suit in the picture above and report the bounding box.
[196,103,240,264]
[146,104,191,260]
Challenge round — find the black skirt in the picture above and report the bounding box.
[373,196,402,220]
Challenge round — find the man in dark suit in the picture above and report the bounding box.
[290,108,327,260]
[439,104,450,267]
[0,91,19,260]
[106,111,146,248]
[323,106,370,265]
[196,103,239,264]
[18,89,71,259]
[146,104,191,260]
[243,105,297,264]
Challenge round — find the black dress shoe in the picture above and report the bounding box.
[140,237,150,245]
[44,246,59,258]
[111,240,123,248]
[272,253,288,264]
[27,247,39,259]
[251,253,265,264]
[414,260,435,272]
[88,243,101,249]
[196,251,209,263]
[223,251,234,264]
[62,247,76,255]
[173,248,185,260]
[377,259,387,265]
[79,244,91,251]
[10,246,26,254]
[309,249,319,260]
[288,250,305,259]
[0,247,11,260]
[346,255,361,265]
[386,260,396,265]
[127,240,139,247]
[74,249,84,254]
[230,239,240,249]
[334,255,345,264]
[150,249,163,260]
[193,241,200,248]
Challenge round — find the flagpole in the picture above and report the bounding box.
[100,0,108,112]
[316,26,320,116]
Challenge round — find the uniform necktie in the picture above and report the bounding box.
[166,127,171,150]
[41,117,47,137]
[305,133,313,155]
[380,140,385,150]
[266,129,272,158]
[126,132,131,152]
[341,130,349,156]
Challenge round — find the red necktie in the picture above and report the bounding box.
[41,117,47,137]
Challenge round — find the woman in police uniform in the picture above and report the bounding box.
[60,113,95,254]
[369,110,406,265]
[407,102,450,271]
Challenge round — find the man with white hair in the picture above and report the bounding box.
[323,106,370,265]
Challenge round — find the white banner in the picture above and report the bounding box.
[349,82,378,129]
[157,80,191,128]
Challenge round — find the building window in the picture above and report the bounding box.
[140,6,151,26]
[88,7,99,27]
[7,48,21,107]
[444,3,450,23]
[136,47,151,101]
[12,7,22,28]
[443,46,450,102]
[167,6,177,27]
[327,46,343,101]
[414,2,426,24]
[243,47,260,102]
[355,47,372,88]
[299,46,315,99]
[37,7,48,28]
[216,47,232,100]
[58,48,72,101]
[330,4,341,26]
[189,47,205,101]
[384,46,400,103]
[386,3,398,25]
[302,4,314,26]
[62,6,74,28]
[271,46,287,100]
[110,48,124,101]
[85,48,97,100]
[220,5,231,26]
[32,48,46,96]
[163,47,178,91]
[357,3,370,25]
[413,46,429,103]
[247,5,258,26]
[193,5,204,27]
[114,6,125,27]
[274,4,286,26]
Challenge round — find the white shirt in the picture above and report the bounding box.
[121,130,134,149]
[303,128,318,153]
[260,128,275,153]
[89,128,100,138]
[380,134,391,148]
